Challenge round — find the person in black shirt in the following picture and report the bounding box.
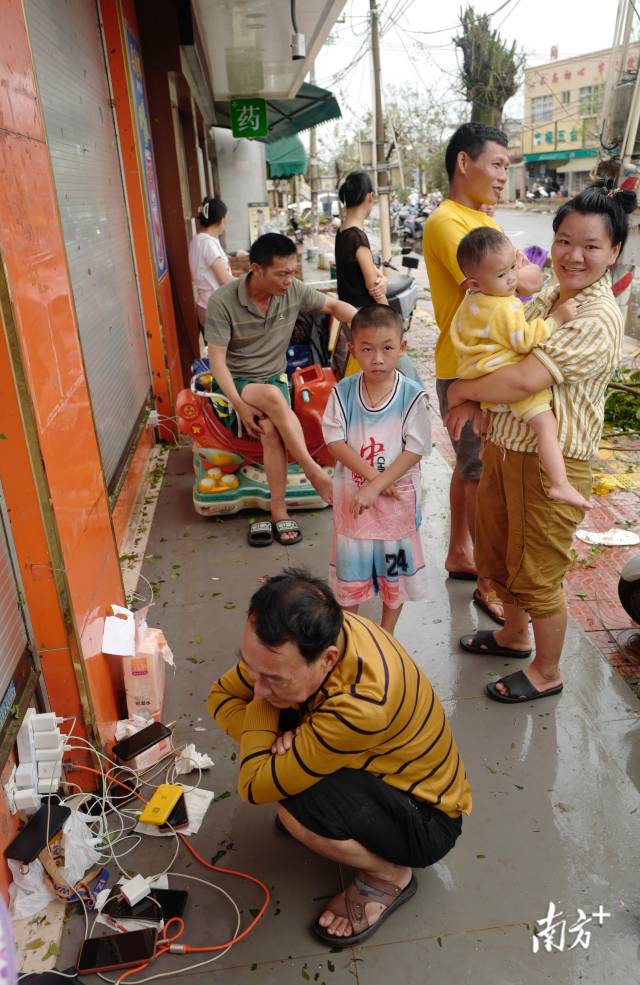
[333,171,387,375]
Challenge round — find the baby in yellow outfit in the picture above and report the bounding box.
[450,227,588,509]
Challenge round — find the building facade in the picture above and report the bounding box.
[522,44,640,194]
[0,0,343,899]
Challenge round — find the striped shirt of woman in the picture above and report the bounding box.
[208,612,472,818]
[488,271,623,461]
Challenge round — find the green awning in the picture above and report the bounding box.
[213,82,341,144]
[265,135,308,178]
[523,149,598,162]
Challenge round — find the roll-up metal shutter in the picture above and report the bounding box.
[0,515,28,706]
[26,0,151,488]
[0,487,40,768]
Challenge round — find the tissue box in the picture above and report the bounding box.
[123,628,173,720]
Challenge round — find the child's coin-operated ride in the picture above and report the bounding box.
[176,318,336,516]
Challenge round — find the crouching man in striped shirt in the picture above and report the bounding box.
[208,568,472,947]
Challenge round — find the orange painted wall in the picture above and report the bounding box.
[111,426,153,549]
[0,0,124,746]
[101,0,184,412]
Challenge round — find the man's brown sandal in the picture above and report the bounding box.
[312,872,417,947]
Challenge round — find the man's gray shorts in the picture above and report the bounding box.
[436,378,482,482]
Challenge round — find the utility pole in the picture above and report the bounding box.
[309,65,319,213]
[370,0,391,261]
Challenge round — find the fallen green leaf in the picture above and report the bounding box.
[514,784,524,790]
[211,849,227,865]
[301,965,310,981]
[195,635,203,644]
[214,790,231,802]
[327,960,335,972]
[43,942,60,960]
[249,907,260,918]
[25,938,46,951]
[224,603,236,609]
[437,935,443,947]
[251,964,258,971]
[187,657,198,664]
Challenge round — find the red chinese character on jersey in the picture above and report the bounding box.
[360,437,384,467]
[628,56,636,70]
[577,67,585,76]
[552,72,558,83]
[564,70,572,79]
[538,75,546,85]
[598,62,605,73]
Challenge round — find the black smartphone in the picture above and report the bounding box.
[159,793,189,831]
[111,722,171,763]
[76,928,157,974]
[5,799,71,863]
[103,888,189,923]
[105,768,141,808]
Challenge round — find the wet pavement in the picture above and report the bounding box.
[63,441,640,984]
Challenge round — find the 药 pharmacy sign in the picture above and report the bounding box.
[230,98,268,139]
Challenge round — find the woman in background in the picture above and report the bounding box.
[333,170,387,375]
[189,197,234,345]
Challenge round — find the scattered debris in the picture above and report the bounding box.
[576,527,640,547]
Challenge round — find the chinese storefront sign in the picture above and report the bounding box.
[230,98,268,139]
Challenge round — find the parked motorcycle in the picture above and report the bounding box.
[402,204,432,242]
[383,249,420,334]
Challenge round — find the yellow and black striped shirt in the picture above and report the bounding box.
[488,271,622,460]
[207,612,472,818]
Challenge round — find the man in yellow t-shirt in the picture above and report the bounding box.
[423,123,543,624]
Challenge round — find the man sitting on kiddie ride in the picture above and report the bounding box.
[206,232,357,547]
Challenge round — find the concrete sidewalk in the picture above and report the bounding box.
[88,440,640,985]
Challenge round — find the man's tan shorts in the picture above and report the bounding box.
[475,442,591,618]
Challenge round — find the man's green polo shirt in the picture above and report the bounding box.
[205,273,326,381]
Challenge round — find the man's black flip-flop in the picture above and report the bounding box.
[487,669,563,703]
[460,629,531,659]
[447,571,477,581]
[273,518,302,545]
[247,520,273,547]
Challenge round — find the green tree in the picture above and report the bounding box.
[454,5,523,127]
[384,83,454,194]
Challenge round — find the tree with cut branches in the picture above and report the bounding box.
[454,5,523,127]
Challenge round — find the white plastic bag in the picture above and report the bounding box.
[59,809,100,887]
[8,810,100,919]
[8,859,53,919]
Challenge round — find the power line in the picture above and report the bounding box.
[408,0,519,36]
